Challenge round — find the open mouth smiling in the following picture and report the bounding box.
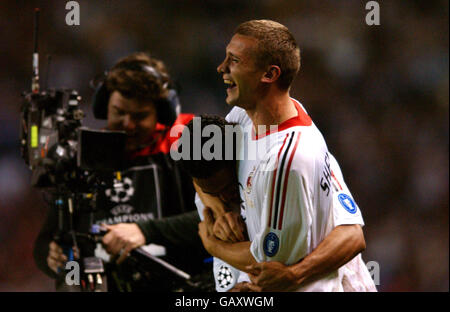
[224,79,237,90]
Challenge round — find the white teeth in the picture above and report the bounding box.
[224,79,235,86]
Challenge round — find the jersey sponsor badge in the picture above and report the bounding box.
[338,193,357,214]
[245,166,256,194]
[263,232,279,257]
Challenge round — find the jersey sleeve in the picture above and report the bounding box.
[213,257,243,292]
[328,153,365,227]
[225,106,251,126]
[249,133,314,265]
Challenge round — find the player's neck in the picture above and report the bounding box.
[246,92,297,135]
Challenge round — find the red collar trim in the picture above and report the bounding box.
[252,99,312,140]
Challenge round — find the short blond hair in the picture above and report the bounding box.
[235,20,300,90]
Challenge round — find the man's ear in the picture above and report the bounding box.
[261,65,281,84]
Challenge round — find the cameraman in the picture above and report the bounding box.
[33,52,209,291]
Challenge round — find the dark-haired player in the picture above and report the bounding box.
[178,113,375,291]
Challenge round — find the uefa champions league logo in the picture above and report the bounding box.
[217,265,234,289]
[105,177,134,203]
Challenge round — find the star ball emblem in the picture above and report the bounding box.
[217,265,234,288]
[105,177,134,203]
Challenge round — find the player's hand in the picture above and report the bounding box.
[198,207,219,255]
[228,282,253,292]
[101,223,146,264]
[194,182,228,217]
[246,262,299,292]
[213,211,247,243]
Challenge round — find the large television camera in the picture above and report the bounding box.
[20,9,209,292]
[20,88,127,190]
[19,9,129,292]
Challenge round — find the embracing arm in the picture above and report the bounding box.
[209,239,256,272]
[246,224,365,291]
[291,224,365,284]
[198,207,256,272]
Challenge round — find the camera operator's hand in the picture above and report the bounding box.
[47,241,66,273]
[101,223,146,264]
[47,241,79,273]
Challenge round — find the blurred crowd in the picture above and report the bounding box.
[0,0,447,291]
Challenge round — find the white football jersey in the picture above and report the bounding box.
[226,98,376,292]
[195,99,376,292]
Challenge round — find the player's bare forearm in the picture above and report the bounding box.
[199,207,257,272]
[210,240,257,272]
[290,224,365,286]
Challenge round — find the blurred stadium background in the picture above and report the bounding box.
[0,0,447,291]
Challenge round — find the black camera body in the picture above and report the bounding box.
[20,88,127,191]
[21,88,82,189]
[20,87,129,292]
